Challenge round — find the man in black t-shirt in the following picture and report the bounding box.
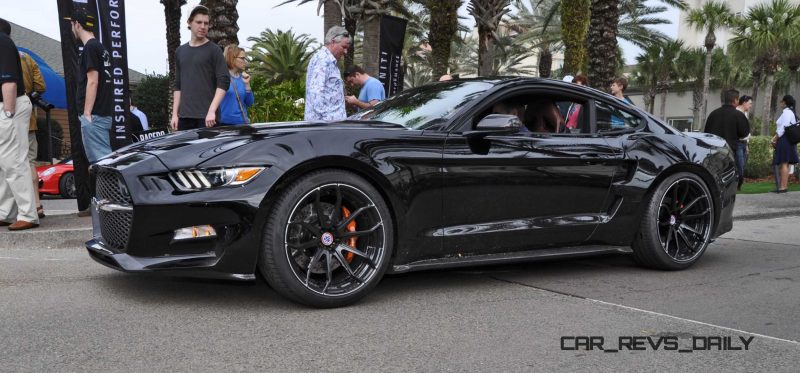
[170,5,230,131]
[0,18,38,230]
[67,11,113,163]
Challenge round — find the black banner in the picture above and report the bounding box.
[378,15,407,97]
[56,0,131,150]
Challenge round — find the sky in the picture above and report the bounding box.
[1,0,680,75]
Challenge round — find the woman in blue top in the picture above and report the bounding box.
[219,44,254,126]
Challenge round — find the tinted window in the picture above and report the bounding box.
[352,81,493,129]
[596,101,642,131]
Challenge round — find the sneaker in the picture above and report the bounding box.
[77,209,92,217]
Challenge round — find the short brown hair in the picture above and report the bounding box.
[612,76,628,91]
[224,44,245,69]
[573,75,588,85]
[188,5,209,23]
[344,65,365,77]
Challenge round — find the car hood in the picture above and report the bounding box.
[118,120,405,170]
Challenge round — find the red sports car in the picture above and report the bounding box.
[37,158,76,198]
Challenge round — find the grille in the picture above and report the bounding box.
[96,170,133,251]
[96,170,132,204]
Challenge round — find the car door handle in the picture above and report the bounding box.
[580,153,603,159]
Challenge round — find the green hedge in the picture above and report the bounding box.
[248,76,305,123]
[745,135,800,178]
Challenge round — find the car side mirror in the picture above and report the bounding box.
[464,114,522,138]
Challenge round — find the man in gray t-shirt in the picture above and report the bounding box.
[170,5,230,131]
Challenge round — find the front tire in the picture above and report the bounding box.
[59,172,76,199]
[632,172,715,270]
[259,170,394,307]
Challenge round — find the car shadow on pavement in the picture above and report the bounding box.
[91,253,652,309]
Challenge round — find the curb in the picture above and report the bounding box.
[0,227,92,250]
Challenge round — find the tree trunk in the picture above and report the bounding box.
[587,0,620,92]
[692,86,703,131]
[477,27,492,76]
[161,0,185,111]
[324,0,343,36]
[789,66,800,102]
[561,0,590,75]
[427,0,462,80]
[751,73,761,120]
[761,73,775,136]
[344,16,357,70]
[539,48,553,78]
[363,15,381,77]
[660,89,668,121]
[201,0,239,48]
[700,44,713,129]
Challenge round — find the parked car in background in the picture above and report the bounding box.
[38,158,76,198]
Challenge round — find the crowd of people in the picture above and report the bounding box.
[704,89,799,192]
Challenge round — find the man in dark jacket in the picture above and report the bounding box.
[704,89,751,182]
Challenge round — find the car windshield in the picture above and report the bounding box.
[351,81,494,129]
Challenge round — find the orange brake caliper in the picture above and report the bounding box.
[342,207,357,262]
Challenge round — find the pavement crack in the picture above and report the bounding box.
[487,275,588,300]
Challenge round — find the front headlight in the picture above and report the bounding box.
[40,167,56,177]
[169,167,266,191]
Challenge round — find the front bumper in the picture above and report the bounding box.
[86,238,254,280]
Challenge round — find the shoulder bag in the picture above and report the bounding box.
[785,121,800,144]
[232,77,250,125]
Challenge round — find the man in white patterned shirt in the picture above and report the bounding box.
[304,26,350,121]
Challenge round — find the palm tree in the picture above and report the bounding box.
[653,40,684,120]
[509,0,562,78]
[561,0,590,75]
[634,44,660,114]
[452,29,536,76]
[161,0,186,111]
[276,0,343,35]
[587,0,621,90]
[686,0,732,131]
[419,0,463,80]
[200,0,240,48]
[587,0,686,91]
[617,0,672,48]
[467,0,511,77]
[247,29,317,83]
[730,0,800,135]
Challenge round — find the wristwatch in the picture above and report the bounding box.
[2,110,13,119]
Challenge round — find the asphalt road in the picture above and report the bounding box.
[1,215,799,371]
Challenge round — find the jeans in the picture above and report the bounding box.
[79,114,112,163]
[735,141,748,188]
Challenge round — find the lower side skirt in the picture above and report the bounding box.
[389,245,633,274]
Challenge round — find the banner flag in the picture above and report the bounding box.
[56,0,131,151]
[378,15,407,97]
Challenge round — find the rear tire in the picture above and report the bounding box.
[258,170,394,308]
[632,172,714,270]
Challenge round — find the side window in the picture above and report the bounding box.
[472,94,589,134]
[596,101,642,132]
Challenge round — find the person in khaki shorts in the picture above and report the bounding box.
[19,51,46,218]
[0,18,38,230]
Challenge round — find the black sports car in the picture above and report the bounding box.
[86,78,737,307]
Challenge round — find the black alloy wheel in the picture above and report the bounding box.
[633,172,714,270]
[259,170,393,307]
